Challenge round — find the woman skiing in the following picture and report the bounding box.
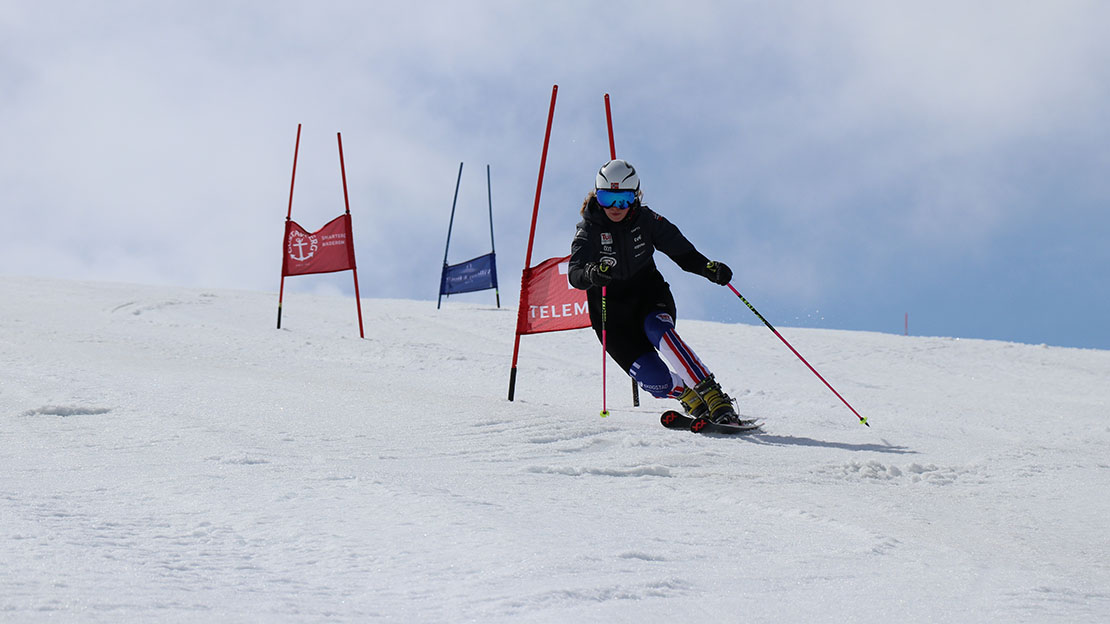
[567,159,741,425]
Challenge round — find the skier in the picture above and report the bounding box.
[568,159,741,425]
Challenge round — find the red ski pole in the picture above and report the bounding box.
[600,283,610,417]
[727,283,869,426]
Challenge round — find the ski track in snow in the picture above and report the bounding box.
[2,276,1109,623]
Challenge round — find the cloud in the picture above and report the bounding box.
[3,1,1110,347]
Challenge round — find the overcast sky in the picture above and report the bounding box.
[4,1,1110,349]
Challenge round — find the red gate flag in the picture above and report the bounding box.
[281,214,356,277]
[516,255,590,335]
[276,126,364,338]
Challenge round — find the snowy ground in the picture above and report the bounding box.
[2,275,1109,623]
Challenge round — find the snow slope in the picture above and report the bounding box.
[2,276,1108,623]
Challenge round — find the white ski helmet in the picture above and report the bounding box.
[595,159,640,191]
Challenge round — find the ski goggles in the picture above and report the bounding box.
[596,188,637,209]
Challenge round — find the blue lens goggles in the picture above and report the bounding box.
[596,189,637,209]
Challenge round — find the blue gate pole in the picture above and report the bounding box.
[486,164,500,308]
[439,162,464,309]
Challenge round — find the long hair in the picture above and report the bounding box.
[580,191,596,215]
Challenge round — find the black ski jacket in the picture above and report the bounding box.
[568,198,712,370]
[568,199,710,298]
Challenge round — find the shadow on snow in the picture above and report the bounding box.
[745,434,916,454]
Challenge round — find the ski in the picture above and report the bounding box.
[660,410,695,429]
[660,410,762,434]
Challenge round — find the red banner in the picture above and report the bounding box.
[282,214,356,276]
[516,255,591,335]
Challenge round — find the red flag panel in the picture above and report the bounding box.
[282,214,356,276]
[516,255,591,335]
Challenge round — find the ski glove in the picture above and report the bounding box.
[703,260,732,286]
[584,262,613,287]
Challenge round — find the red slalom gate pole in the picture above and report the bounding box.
[508,85,558,401]
[604,94,616,159]
[336,132,365,339]
[726,283,869,426]
[277,123,302,329]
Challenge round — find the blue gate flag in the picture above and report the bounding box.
[440,252,498,296]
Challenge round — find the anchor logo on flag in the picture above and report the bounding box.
[287,229,318,262]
